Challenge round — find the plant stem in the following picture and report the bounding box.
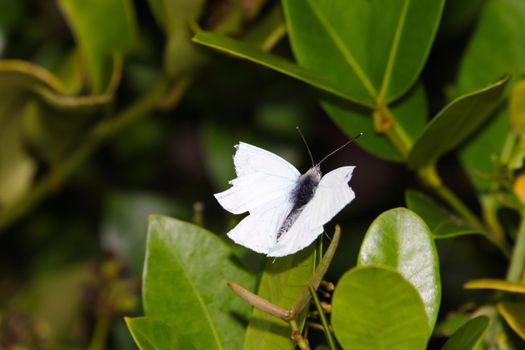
[290,319,310,350]
[506,212,525,282]
[0,79,170,231]
[309,286,336,350]
[88,315,112,350]
[373,104,412,159]
[417,165,485,230]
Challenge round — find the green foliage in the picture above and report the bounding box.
[126,317,197,349]
[440,316,490,350]
[331,266,429,350]
[2,0,525,349]
[358,208,440,333]
[407,77,508,169]
[243,246,315,350]
[405,190,482,238]
[142,216,254,349]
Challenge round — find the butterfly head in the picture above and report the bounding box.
[305,165,322,183]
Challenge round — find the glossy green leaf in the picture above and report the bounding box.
[243,245,316,350]
[58,0,137,93]
[147,0,205,78]
[282,0,444,105]
[358,208,441,333]
[457,0,525,191]
[143,216,255,350]
[498,301,525,340]
[441,316,490,350]
[405,190,482,238]
[193,31,370,106]
[326,82,427,162]
[407,76,508,169]
[331,266,429,350]
[125,317,197,349]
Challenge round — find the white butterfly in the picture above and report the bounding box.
[214,140,356,257]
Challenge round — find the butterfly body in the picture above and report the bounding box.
[215,142,355,257]
[278,166,321,239]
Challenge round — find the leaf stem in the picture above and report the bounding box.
[291,225,340,316]
[0,78,171,231]
[309,286,336,350]
[506,212,525,282]
[417,165,484,230]
[373,104,412,159]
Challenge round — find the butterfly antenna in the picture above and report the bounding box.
[318,132,363,165]
[296,126,315,167]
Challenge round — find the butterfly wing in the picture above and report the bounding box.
[267,166,355,257]
[214,142,300,215]
[214,142,300,253]
[227,200,294,254]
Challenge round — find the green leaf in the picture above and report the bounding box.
[407,76,508,169]
[456,0,525,191]
[282,0,444,104]
[498,301,525,340]
[147,0,205,78]
[193,31,370,106]
[57,0,137,93]
[326,82,427,162]
[441,316,491,350]
[405,190,483,238]
[143,216,255,350]
[125,317,197,349]
[243,245,316,350]
[358,208,441,333]
[331,266,429,350]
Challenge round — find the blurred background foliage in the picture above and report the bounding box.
[0,0,523,349]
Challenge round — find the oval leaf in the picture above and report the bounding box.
[243,245,316,350]
[143,215,255,350]
[331,266,428,350]
[282,0,444,104]
[441,316,491,350]
[125,316,197,349]
[358,208,441,333]
[407,76,508,169]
